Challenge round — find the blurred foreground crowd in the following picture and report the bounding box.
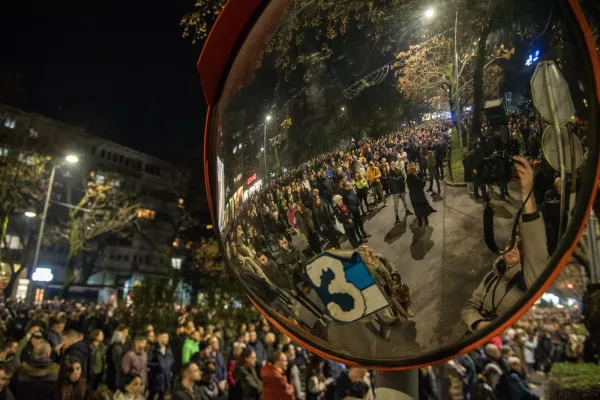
[0,298,595,400]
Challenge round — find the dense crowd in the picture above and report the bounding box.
[0,298,595,400]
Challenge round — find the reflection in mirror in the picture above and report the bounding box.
[210,0,596,363]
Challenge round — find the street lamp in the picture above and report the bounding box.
[341,107,345,111]
[30,153,80,297]
[24,211,37,218]
[425,8,435,19]
[263,116,271,180]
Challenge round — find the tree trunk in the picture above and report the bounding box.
[470,15,495,145]
[61,255,77,299]
[4,267,18,297]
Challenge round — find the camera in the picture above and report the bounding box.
[480,151,513,185]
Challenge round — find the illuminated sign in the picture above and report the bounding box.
[525,50,540,66]
[32,268,53,282]
[246,173,257,185]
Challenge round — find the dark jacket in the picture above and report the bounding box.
[388,168,406,194]
[247,341,267,371]
[232,364,262,400]
[148,344,174,393]
[407,173,432,218]
[334,204,354,228]
[172,382,204,400]
[0,388,15,400]
[341,189,360,215]
[497,371,538,400]
[63,340,91,380]
[198,380,220,400]
[209,350,227,383]
[11,358,59,400]
[106,342,125,391]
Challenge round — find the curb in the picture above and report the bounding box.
[444,179,467,187]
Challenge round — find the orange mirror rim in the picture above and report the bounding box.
[198,0,600,369]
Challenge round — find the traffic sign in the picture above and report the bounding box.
[531,61,575,125]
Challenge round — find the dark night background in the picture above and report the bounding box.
[0,0,206,161]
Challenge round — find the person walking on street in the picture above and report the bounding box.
[426,148,441,194]
[406,163,435,227]
[366,161,386,206]
[388,161,413,224]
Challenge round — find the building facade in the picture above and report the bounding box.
[0,104,183,301]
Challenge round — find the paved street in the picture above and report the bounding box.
[293,180,525,357]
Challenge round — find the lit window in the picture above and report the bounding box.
[4,119,15,129]
[29,128,39,138]
[96,174,105,184]
[1,234,22,249]
[171,258,182,270]
[137,208,156,220]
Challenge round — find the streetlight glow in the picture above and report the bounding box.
[567,283,574,289]
[260,147,264,151]
[24,211,37,218]
[425,8,435,18]
[341,107,345,111]
[266,115,272,121]
[65,155,79,163]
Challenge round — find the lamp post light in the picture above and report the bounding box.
[24,211,37,218]
[425,8,435,19]
[264,115,272,180]
[29,154,79,299]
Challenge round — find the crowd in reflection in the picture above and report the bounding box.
[223,111,589,344]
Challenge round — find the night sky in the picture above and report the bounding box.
[0,0,206,161]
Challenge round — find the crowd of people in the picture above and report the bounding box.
[0,297,595,400]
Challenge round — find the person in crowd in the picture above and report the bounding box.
[12,341,59,400]
[418,366,438,400]
[0,341,18,376]
[114,373,145,400]
[306,356,333,400]
[122,336,148,392]
[61,330,90,380]
[89,328,107,389]
[462,156,548,332]
[182,330,201,364]
[283,344,303,400]
[0,364,15,400]
[208,336,227,394]
[47,318,66,359]
[341,182,370,241]
[388,161,413,224]
[148,332,174,400]
[366,161,386,207]
[496,357,539,400]
[198,360,220,399]
[227,343,246,394]
[344,380,370,400]
[191,341,212,371]
[523,332,538,375]
[172,362,203,400]
[53,356,91,400]
[261,351,294,400]
[406,162,434,227]
[106,330,126,392]
[471,363,502,400]
[232,348,262,400]
[426,147,441,194]
[295,202,322,255]
[246,331,267,374]
[16,325,43,365]
[351,171,370,215]
[333,367,369,400]
[483,344,509,373]
[333,194,361,248]
[314,195,341,249]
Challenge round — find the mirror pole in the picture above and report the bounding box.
[375,369,419,400]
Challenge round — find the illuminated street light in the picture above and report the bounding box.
[341,107,345,111]
[261,147,264,151]
[24,211,37,218]
[65,154,79,163]
[266,115,272,121]
[567,283,574,289]
[425,8,435,19]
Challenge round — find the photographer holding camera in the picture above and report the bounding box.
[462,156,548,332]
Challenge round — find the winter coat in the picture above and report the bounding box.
[106,342,125,391]
[462,214,548,332]
[0,387,15,400]
[247,341,267,370]
[209,350,227,383]
[426,152,436,174]
[471,375,496,400]
[524,338,538,364]
[148,344,174,393]
[498,371,538,400]
[406,173,432,218]
[11,358,59,400]
[387,168,406,194]
[122,350,148,386]
[114,390,144,400]
[63,340,91,380]
[340,189,360,216]
[261,363,294,400]
[232,364,262,400]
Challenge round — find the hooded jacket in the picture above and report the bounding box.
[11,358,59,400]
[261,363,294,400]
